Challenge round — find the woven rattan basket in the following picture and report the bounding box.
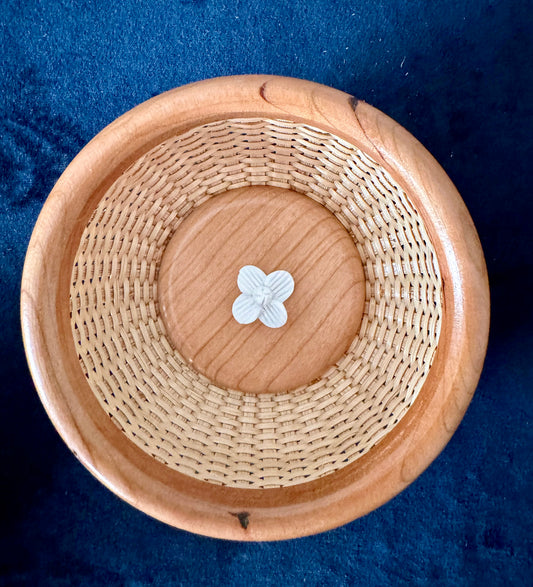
[21,75,489,540]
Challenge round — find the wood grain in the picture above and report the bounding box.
[20,75,490,540]
[158,186,365,394]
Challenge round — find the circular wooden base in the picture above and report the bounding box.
[158,186,366,394]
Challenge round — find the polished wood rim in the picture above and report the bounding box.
[21,75,490,540]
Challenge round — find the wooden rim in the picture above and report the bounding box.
[21,75,490,540]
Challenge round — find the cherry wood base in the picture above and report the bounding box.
[159,186,365,394]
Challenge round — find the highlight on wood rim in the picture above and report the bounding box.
[20,75,490,540]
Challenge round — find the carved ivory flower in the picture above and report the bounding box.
[232,265,295,328]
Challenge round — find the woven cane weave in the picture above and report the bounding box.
[70,118,442,489]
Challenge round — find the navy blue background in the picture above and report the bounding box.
[1,1,532,585]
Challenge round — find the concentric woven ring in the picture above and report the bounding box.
[70,118,442,489]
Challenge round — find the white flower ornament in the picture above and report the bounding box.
[232,265,294,328]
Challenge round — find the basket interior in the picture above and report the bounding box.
[70,118,442,489]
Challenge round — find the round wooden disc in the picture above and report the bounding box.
[158,186,366,394]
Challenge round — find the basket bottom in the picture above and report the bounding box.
[158,185,366,394]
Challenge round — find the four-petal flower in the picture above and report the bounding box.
[232,265,294,328]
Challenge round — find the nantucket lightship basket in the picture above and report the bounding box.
[21,76,489,540]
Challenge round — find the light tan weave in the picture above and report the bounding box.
[70,118,442,488]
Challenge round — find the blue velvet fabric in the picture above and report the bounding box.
[1,1,532,584]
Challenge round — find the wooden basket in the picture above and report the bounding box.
[21,75,489,540]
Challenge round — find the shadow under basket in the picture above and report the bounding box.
[21,75,489,541]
